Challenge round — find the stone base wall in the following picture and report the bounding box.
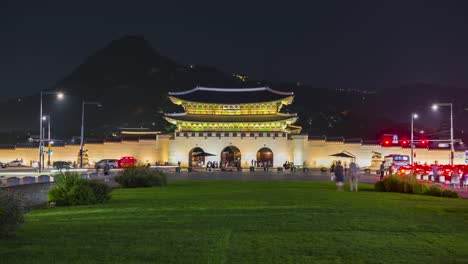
[2,182,56,208]
[0,136,170,166]
[305,140,464,168]
[168,132,292,168]
[0,135,463,169]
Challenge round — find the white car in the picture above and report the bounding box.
[6,159,23,167]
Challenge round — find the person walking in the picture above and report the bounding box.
[335,161,345,191]
[388,163,394,175]
[349,161,359,191]
[379,161,385,181]
[330,162,336,181]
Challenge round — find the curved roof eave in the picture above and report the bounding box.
[168,86,293,96]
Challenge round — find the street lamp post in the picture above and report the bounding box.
[38,91,63,172]
[80,101,102,168]
[410,113,418,165]
[42,115,51,141]
[432,103,454,165]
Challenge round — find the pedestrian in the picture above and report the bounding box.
[349,161,359,191]
[380,161,385,181]
[330,162,336,181]
[432,161,439,182]
[451,167,460,189]
[388,163,394,175]
[335,161,345,191]
[103,163,110,176]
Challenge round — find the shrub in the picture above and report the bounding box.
[413,182,431,195]
[375,174,458,198]
[374,181,385,192]
[442,189,459,198]
[425,186,442,197]
[320,167,327,172]
[0,189,24,236]
[68,183,96,205]
[383,176,404,193]
[87,180,112,203]
[364,168,371,174]
[48,172,112,206]
[115,167,167,188]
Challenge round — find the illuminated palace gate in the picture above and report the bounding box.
[164,87,302,167]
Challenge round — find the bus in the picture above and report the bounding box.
[384,154,410,169]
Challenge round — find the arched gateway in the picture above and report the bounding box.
[189,147,205,167]
[220,146,241,167]
[257,147,273,167]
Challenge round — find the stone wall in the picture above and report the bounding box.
[305,139,464,168]
[2,182,56,208]
[0,134,463,170]
[0,136,171,166]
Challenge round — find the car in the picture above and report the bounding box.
[95,159,119,169]
[118,156,137,168]
[6,159,23,167]
[53,161,74,170]
[0,162,7,168]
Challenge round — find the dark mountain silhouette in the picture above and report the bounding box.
[0,35,467,145]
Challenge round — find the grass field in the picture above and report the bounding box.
[1,181,468,263]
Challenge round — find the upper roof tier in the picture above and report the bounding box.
[168,87,294,104]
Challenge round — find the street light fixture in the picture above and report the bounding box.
[39,91,64,172]
[410,113,418,165]
[432,103,454,165]
[80,101,102,168]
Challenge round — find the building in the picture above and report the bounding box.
[164,87,304,168]
[0,87,463,168]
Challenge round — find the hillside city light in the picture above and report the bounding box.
[431,102,454,165]
[39,91,64,172]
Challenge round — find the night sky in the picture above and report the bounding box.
[2,0,468,99]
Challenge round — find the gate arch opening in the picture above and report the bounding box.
[256,147,273,167]
[189,147,205,167]
[220,146,241,167]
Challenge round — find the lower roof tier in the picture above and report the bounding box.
[164,113,300,133]
[164,113,297,123]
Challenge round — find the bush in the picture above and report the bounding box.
[442,189,459,198]
[320,167,327,172]
[0,189,24,236]
[48,172,112,206]
[374,181,385,192]
[364,168,371,174]
[68,183,96,205]
[425,186,442,197]
[115,167,167,188]
[87,180,112,203]
[375,174,458,198]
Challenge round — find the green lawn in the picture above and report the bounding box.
[1,181,468,263]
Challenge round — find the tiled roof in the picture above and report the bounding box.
[165,113,297,123]
[168,87,293,104]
